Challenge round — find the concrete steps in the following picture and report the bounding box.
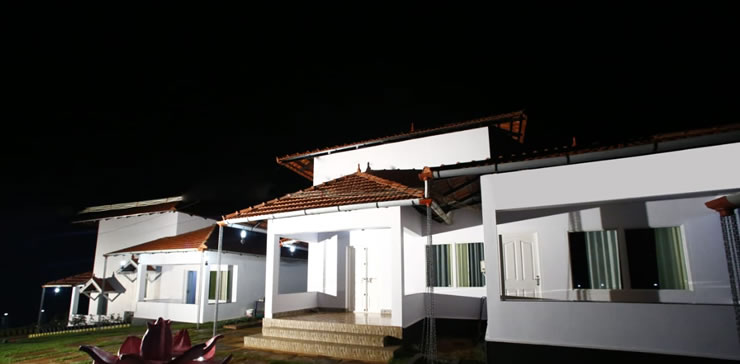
[261,326,387,347]
[243,317,402,362]
[243,334,399,362]
[264,317,402,338]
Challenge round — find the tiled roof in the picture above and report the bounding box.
[277,111,527,180]
[107,226,215,254]
[432,123,740,172]
[43,271,93,287]
[224,172,424,220]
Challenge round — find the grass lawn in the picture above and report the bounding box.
[0,322,347,364]
[1,320,486,363]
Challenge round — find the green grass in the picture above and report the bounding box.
[0,323,197,364]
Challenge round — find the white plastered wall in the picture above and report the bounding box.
[482,142,740,360]
[313,127,490,184]
[88,213,216,318]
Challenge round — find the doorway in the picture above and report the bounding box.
[500,233,542,297]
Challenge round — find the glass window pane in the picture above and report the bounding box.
[456,243,485,287]
[427,245,452,287]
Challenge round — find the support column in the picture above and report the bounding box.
[136,257,147,302]
[36,287,46,331]
[264,232,280,319]
[213,225,224,337]
[68,286,80,325]
[390,207,405,327]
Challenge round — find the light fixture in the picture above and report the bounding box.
[240,230,247,238]
[54,287,61,294]
[289,245,296,253]
[3,313,7,316]
[120,260,127,267]
[41,309,45,313]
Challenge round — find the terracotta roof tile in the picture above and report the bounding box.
[224,172,424,220]
[106,226,216,255]
[43,271,93,287]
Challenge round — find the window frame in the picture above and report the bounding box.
[428,242,486,289]
[567,225,692,293]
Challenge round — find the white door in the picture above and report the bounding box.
[501,233,541,297]
[354,246,380,313]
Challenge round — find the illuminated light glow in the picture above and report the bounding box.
[289,245,296,253]
[240,230,247,238]
[54,287,60,293]
[41,309,45,313]
[120,260,127,266]
[3,313,7,316]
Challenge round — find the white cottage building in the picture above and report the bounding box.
[42,197,307,325]
[220,112,740,362]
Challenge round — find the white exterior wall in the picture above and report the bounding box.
[88,213,217,318]
[401,206,487,327]
[279,258,309,294]
[481,142,740,360]
[497,198,729,303]
[265,207,405,326]
[312,127,490,184]
[175,214,216,235]
[134,250,274,323]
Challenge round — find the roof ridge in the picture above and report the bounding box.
[277,110,526,161]
[230,172,367,217]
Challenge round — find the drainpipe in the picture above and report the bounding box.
[36,287,46,332]
[706,192,740,345]
[213,225,224,337]
[420,173,437,360]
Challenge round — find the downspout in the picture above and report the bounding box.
[705,192,740,345]
[212,225,224,337]
[420,173,437,360]
[36,287,46,332]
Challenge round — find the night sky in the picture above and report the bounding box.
[2,8,738,327]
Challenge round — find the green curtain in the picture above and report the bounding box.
[585,230,621,289]
[208,269,232,301]
[655,227,688,289]
[428,245,451,287]
[456,243,485,287]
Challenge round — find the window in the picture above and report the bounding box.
[208,266,234,303]
[568,227,688,291]
[427,245,452,287]
[427,243,485,288]
[455,243,485,287]
[625,227,688,290]
[568,230,621,289]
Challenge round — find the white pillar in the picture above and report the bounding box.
[481,175,502,342]
[391,207,405,326]
[264,232,280,318]
[68,286,80,325]
[136,258,147,302]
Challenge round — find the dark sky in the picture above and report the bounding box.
[2,8,738,326]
